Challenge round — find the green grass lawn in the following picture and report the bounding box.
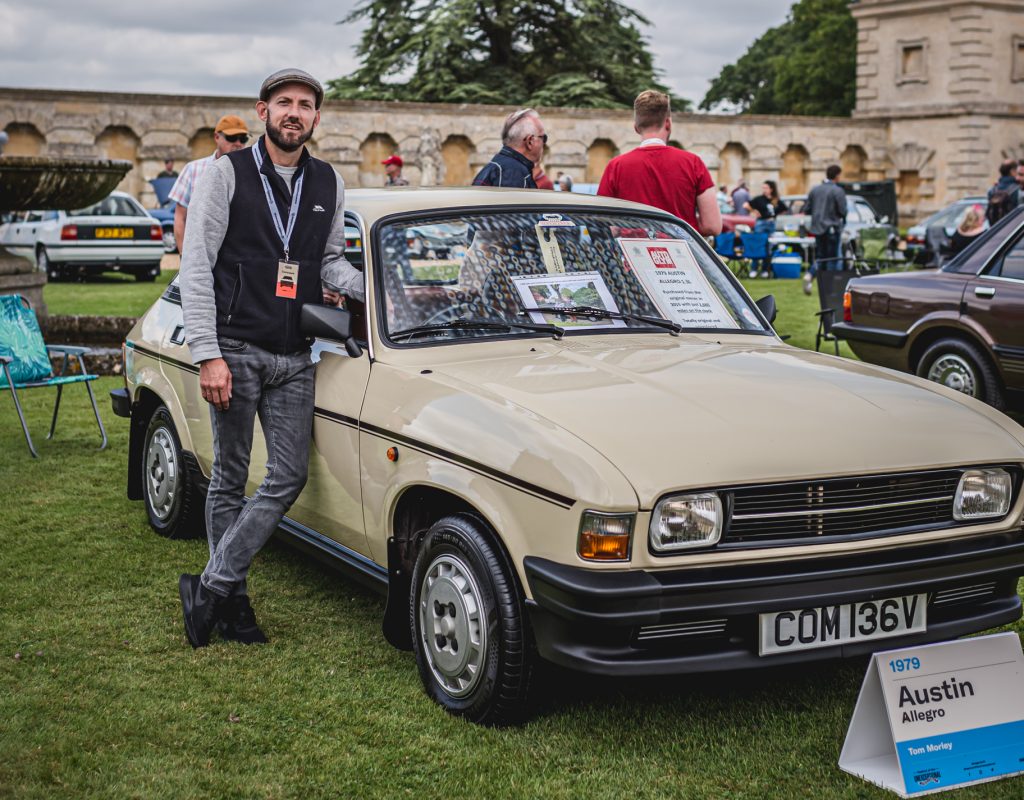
[43,269,174,317]
[2,380,1024,799]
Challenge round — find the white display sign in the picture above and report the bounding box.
[839,632,1024,797]
[511,271,625,330]
[616,238,738,329]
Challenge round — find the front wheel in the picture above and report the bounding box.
[411,514,534,725]
[142,406,206,539]
[917,337,1004,409]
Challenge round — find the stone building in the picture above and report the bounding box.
[1,0,1021,223]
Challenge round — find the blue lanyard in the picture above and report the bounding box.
[252,142,304,260]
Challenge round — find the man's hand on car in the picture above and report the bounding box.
[200,357,233,411]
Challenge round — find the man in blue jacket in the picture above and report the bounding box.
[472,108,547,188]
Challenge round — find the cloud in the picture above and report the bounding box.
[0,0,793,106]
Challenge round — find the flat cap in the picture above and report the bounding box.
[260,68,324,109]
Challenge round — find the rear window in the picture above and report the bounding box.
[71,196,145,217]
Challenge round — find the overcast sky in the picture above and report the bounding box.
[0,0,793,107]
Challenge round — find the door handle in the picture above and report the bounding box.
[170,324,186,345]
[974,287,995,299]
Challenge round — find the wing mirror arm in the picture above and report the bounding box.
[301,304,364,358]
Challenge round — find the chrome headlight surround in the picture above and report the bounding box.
[953,468,1012,521]
[649,493,723,554]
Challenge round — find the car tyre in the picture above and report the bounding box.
[38,248,61,282]
[134,263,160,282]
[142,406,206,539]
[917,337,1005,410]
[410,513,534,726]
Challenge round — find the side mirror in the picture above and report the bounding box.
[301,304,363,358]
[755,294,778,325]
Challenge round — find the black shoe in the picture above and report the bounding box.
[179,573,224,648]
[217,593,269,645]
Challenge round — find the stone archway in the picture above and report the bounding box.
[586,139,618,184]
[441,134,476,186]
[96,125,142,197]
[359,132,397,187]
[780,144,810,196]
[189,129,215,161]
[840,145,867,182]
[717,142,748,189]
[3,122,45,156]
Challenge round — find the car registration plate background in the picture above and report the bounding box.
[758,593,927,656]
[95,227,133,238]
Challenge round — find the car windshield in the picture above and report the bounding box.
[923,200,986,230]
[376,208,768,344]
[71,195,145,217]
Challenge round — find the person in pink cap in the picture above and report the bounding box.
[382,154,409,186]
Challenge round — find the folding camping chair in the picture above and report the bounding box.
[0,294,107,457]
[739,232,770,277]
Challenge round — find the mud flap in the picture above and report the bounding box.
[382,536,413,650]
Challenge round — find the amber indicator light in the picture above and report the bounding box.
[386,446,399,462]
[578,530,629,561]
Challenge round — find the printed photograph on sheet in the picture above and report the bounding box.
[511,271,625,329]
[616,239,739,329]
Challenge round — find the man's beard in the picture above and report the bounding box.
[266,116,313,152]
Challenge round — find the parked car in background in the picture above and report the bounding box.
[0,191,164,282]
[113,188,1024,724]
[718,196,755,234]
[148,176,179,254]
[835,205,1024,409]
[905,196,988,266]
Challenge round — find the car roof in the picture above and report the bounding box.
[342,187,678,225]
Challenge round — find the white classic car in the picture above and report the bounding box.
[1,191,164,281]
[112,188,1024,725]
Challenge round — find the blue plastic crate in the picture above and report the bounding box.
[772,251,803,279]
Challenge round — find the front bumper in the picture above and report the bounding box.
[110,388,131,418]
[524,531,1024,676]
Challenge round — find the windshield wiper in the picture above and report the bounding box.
[529,305,682,334]
[390,316,564,341]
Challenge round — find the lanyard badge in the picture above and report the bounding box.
[253,144,305,298]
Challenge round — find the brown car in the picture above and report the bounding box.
[835,206,1024,409]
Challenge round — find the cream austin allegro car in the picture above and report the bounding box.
[111,188,1024,725]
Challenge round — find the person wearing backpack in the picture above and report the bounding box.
[986,160,1020,225]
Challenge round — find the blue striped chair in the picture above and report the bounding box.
[0,294,106,457]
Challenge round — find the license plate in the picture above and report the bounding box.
[95,227,133,239]
[758,593,926,656]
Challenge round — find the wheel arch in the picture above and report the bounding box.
[126,386,165,500]
[382,483,520,652]
[907,323,993,375]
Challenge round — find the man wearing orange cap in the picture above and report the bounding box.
[169,114,250,251]
[381,154,409,186]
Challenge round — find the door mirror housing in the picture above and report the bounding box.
[301,304,363,358]
[755,294,778,325]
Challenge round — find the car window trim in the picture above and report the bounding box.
[368,202,775,350]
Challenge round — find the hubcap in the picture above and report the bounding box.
[419,553,487,698]
[145,426,179,521]
[927,354,978,397]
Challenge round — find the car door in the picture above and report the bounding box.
[284,213,371,557]
[963,227,1024,392]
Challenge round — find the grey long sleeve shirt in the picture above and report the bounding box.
[805,180,848,236]
[179,153,364,364]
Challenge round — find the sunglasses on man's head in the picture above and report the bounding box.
[222,133,249,144]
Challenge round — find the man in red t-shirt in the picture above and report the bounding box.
[598,90,722,236]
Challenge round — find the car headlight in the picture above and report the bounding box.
[649,493,722,553]
[953,469,1012,521]
[578,511,634,561]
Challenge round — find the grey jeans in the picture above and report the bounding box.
[200,337,314,597]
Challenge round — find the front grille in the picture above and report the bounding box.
[722,468,1013,546]
[162,282,182,305]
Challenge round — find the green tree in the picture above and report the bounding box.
[328,0,689,110]
[700,0,856,116]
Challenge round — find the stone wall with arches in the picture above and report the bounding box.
[0,84,1007,223]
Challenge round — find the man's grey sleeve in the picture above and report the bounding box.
[179,157,235,364]
[836,186,848,221]
[320,170,365,302]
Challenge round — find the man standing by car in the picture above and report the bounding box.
[169,115,250,251]
[597,90,721,235]
[803,164,847,295]
[472,109,545,188]
[177,68,364,648]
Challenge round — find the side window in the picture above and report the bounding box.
[996,234,1024,281]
